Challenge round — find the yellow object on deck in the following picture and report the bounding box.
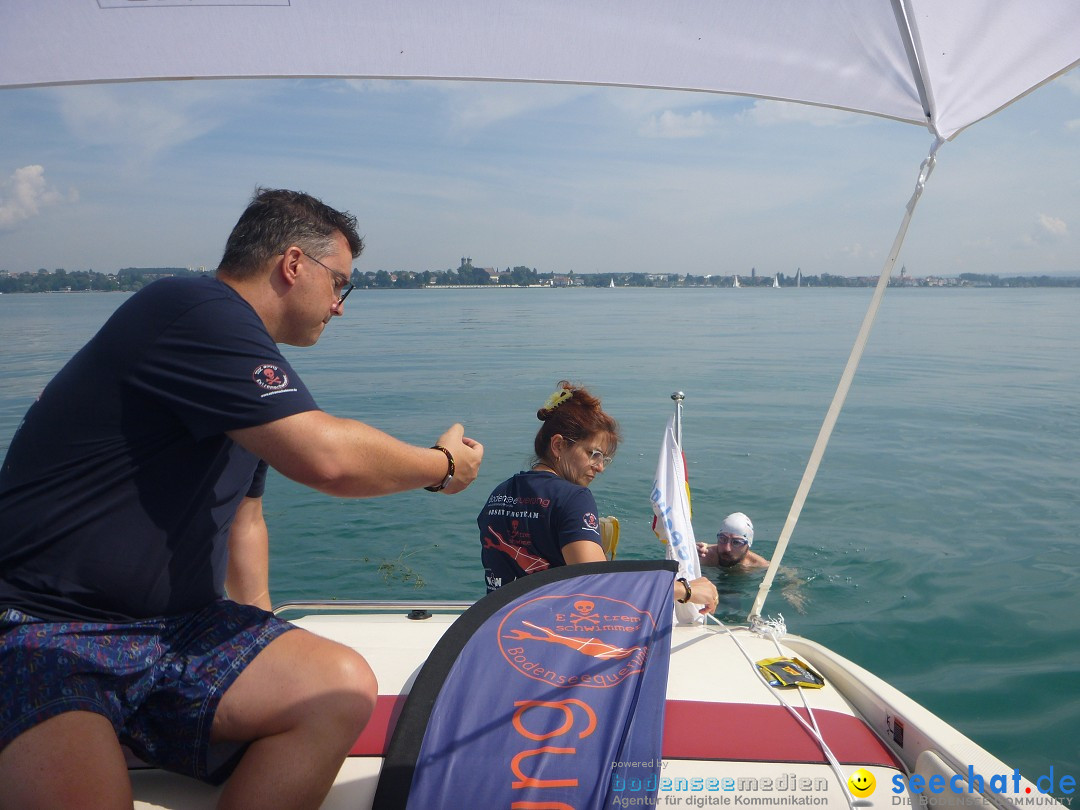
[600,515,620,560]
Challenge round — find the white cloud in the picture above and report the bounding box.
[53,82,254,164]
[436,81,592,132]
[1057,68,1080,95]
[738,99,866,128]
[607,86,741,117]
[1049,69,1079,131]
[1038,213,1068,238]
[639,109,716,138]
[342,79,412,95]
[1020,213,1069,247]
[0,165,69,228]
[838,242,877,261]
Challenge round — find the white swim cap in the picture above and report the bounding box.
[718,512,754,547]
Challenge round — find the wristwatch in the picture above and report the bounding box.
[677,577,692,603]
[424,445,455,492]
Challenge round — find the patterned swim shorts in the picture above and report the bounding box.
[0,599,294,784]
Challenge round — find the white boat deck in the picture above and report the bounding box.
[131,605,1055,809]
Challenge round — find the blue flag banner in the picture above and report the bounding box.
[373,560,676,810]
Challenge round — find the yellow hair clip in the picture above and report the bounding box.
[541,387,573,412]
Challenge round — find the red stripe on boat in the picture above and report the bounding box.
[350,694,407,756]
[662,700,902,768]
[351,696,900,768]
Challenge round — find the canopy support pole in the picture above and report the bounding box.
[747,136,945,622]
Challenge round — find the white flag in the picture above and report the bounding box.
[651,414,703,625]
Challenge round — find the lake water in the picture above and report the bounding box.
[1,286,1078,788]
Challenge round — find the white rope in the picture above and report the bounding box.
[747,135,945,621]
[748,612,787,638]
[705,614,861,808]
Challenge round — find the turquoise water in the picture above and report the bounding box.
[2,287,1078,785]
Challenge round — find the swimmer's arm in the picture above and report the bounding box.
[779,565,808,614]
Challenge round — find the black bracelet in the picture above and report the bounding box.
[676,577,692,603]
[424,445,455,492]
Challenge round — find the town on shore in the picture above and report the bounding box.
[2,260,1077,294]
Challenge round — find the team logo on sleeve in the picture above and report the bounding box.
[581,512,600,534]
[252,364,289,391]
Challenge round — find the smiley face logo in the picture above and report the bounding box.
[847,768,876,798]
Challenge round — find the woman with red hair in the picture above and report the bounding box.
[478,381,717,614]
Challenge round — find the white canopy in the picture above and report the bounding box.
[3,0,1078,141]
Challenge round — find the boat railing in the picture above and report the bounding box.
[272,599,473,617]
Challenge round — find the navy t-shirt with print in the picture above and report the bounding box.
[478,470,603,592]
[0,277,318,622]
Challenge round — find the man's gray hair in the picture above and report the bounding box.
[217,187,363,279]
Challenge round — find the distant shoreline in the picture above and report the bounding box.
[388,282,1080,290]
[4,283,1080,296]
[3,269,1079,295]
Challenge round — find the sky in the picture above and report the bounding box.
[0,69,1077,278]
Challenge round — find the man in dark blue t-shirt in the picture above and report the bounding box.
[0,188,484,806]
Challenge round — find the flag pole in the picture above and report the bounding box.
[659,390,702,625]
[671,391,684,445]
